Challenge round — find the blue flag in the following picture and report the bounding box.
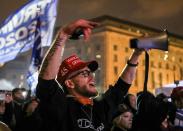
[25,0,58,94]
[26,19,42,93]
[1,0,58,94]
[0,0,58,63]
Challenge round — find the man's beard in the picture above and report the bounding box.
[75,85,98,98]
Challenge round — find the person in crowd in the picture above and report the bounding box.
[3,88,25,131]
[0,100,5,121]
[156,93,168,101]
[156,93,177,128]
[5,92,13,104]
[0,121,12,131]
[171,86,183,128]
[23,97,40,117]
[17,97,41,131]
[111,104,133,131]
[36,19,143,131]
[124,94,137,115]
[132,91,170,131]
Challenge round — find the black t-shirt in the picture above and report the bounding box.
[36,78,130,131]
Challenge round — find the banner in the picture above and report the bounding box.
[0,0,58,63]
[26,19,43,94]
[26,0,58,94]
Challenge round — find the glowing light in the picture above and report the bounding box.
[0,63,4,67]
[164,51,168,60]
[96,54,101,58]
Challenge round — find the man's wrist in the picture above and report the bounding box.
[55,31,68,47]
[58,29,70,39]
[133,49,143,56]
[127,60,138,67]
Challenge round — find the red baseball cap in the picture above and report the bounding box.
[57,54,98,85]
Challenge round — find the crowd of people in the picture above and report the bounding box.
[0,88,40,131]
[0,19,182,131]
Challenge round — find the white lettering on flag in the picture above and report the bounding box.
[0,0,57,63]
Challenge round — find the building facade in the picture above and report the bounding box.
[64,15,183,94]
[0,15,183,95]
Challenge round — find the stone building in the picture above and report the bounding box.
[0,15,183,95]
[63,15,183,94]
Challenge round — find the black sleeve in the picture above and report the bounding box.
[35,78,68,130]
[103,78,131,123]
[36,77,65,102]
[3,102,13,127]
[104,78,131,105]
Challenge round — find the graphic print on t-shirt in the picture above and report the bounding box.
[77,118,104,130]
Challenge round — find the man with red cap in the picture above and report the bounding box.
[36,19,143,131]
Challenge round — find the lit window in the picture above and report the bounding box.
[113,45,118,51]
[134,71,138,86]
[173,65,176,71]
[114,55,118,62]
[166,63,169,69]
[167,74,169,83]
[159,73,163,87]
[96,54,101,59]
[114,66,118,75]
[151,71,155,89]
[179,58,182,63]
[158,62,162,68]
[125,47,129,53]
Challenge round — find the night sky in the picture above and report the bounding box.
[0,0,183,89]
[1,0,183,36]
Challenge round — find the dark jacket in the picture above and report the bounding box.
[3,101,24,131]
[36,78,131,131]
[111,126,130,131]
[132,92,169,131]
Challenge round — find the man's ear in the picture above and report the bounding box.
[64,79,75,89]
